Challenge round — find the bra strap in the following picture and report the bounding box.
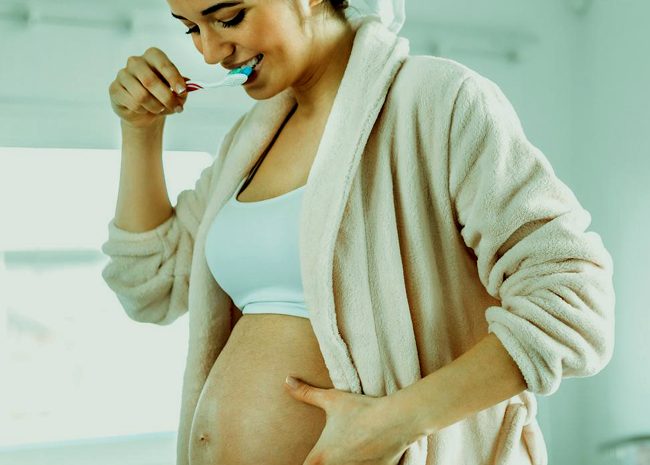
[239,103,298,193]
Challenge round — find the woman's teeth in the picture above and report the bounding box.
[242,54,263,69]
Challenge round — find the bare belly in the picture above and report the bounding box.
[188,312,335,465]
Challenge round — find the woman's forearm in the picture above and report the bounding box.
[114,120,174,232]
[386,332,527,444]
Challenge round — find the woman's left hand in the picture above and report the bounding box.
[284,375,413,465]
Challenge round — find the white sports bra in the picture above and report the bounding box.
[203,103,310,319]
[204,175,309,319]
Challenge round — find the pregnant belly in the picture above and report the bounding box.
[188,312,335,465]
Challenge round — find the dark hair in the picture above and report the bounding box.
[326,0,361,23]
[288,0,359,27]
[328,0,349,12]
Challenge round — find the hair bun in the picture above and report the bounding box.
[329,0,350,12]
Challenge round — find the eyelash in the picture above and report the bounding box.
[185,10,246,34]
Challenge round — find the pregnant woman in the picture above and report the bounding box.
[102,0,616,464]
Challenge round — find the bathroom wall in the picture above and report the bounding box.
[568,1,650,464]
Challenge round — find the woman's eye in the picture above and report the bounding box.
[184,10,246,34]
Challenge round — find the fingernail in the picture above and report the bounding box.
[285,376,299,388]
[175,106,183,113]
[176,84,186,94]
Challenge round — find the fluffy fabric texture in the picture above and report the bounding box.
[100,15,615,465]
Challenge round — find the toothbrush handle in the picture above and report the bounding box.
[186,84,203,92]
[185,78,227,91]
[184,71,246,91]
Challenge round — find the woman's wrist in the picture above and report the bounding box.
[120,118,165,136]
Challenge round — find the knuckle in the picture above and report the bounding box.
[141,74,157,88]
[134,90,149,104]
[299,385,311,397]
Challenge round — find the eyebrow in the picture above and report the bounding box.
[171,2,242,20]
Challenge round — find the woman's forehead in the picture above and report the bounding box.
[168,0,251,18]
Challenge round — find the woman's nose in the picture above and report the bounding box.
[200,31,232,65]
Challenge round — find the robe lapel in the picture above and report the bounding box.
[300,15,410,392]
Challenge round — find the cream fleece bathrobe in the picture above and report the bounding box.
[101,15,615,465]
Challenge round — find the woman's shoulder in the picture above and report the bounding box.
[402,54,474,78]
[393,55,469,90]
[389,54,515,129]
[390,54,491,108]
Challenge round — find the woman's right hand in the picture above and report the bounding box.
[109,47,190,130]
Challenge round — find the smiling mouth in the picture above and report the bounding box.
[238,53,263,70]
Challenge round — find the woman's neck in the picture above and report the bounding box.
[290,20,356,118]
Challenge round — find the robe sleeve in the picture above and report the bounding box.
[100,113,247,326]
[447,73,616,396]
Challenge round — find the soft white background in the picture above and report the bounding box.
[0,0,648,464]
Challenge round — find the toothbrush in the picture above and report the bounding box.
[185,66,254,92]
